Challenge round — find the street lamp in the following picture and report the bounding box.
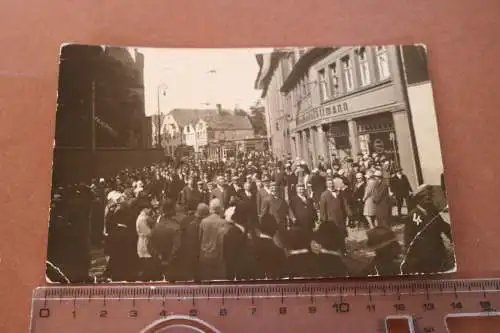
[157,83,168,148]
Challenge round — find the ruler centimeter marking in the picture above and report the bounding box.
[30,279,500,333]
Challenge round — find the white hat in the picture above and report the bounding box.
[374,170,383,177]
[99,178,105,183]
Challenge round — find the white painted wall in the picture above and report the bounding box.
[407,82,444,186]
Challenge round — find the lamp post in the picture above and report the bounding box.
[156,83,168,148]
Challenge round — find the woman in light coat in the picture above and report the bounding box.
[136,207,158,281]
[363,170,377,229]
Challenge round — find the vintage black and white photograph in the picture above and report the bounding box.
[46,44,455,283]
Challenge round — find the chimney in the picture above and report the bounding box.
[216,103,222,115]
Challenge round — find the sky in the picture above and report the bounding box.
[139,47,273,116]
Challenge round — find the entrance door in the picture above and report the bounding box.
[368,131,399,166]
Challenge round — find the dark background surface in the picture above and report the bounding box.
[1,1,500,332]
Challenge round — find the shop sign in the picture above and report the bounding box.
[298,101,349,125]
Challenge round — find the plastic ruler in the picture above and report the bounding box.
[29,279,500,333]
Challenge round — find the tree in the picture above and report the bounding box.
[249,106,267,136]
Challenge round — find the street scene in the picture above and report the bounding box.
[47,45,455,283]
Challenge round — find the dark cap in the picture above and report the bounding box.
[366,226,398,250]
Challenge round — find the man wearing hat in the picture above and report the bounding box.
[401,185,454,274]
[180,177,202,213]
[260,181,290,248]
[310,168,326,205]
[180,203,210,281]
[211,175,231,211]
[319,178,352,255]
[372,169,392,227]
[256,175,271,219]
[229,175,244,203]
[363,226,402,276]
[390,167,413,217]
[149,198,183,281]
[289,182,317,239]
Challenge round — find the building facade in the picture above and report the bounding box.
[196,113,254,160]
[257,45,446,189]
[400,45,443,185]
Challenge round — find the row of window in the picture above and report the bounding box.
[317,46,391,102]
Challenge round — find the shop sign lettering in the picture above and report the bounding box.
[298,102,348,125]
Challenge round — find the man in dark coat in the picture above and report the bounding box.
[319,178,352,254]
[310,169,326,205]
[239,181,259,230]
[274,166,286,199]
[223,205,254,280]
[401,185,454,274]
[210,176,231,211]
[372,170,392,227]
[150,199,183,281]
[351,172,367,228]
[284,166,298,202]
[197,180,210,204]
[256,177,271,220]
[180,177,202,213]
[390,168,413,216]
[285,226,317,278]
[311,222,347,278]
[177,203,210,281]
[252,214,287,279]
[260,181,290,248]
[289,183,317,239]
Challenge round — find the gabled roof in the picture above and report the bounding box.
[167,108,221,128]
[202,114,253,131]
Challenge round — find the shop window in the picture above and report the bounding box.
[328,63,340,97]
[376,46,391,80]
[342,56,354,92]
[318,69,328,101]
[357,47,371,86]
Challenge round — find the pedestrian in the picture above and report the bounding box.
[136,204,160,281]
[351,172,367,228]
[211,176,232,211]
[181,203,210,281]
[198,198,228,280]
[289,183,317,239]
[150,199,183,281]
[363,170,377,228]
[180,176,202,213]
[252,214,286,279]
[310,222,347,278]
[390,168,413,217]
[260,181,290,249]
[223,204,254,280]
[372,170,392,227]
[285,226,317,278]
[319,178,352,255]
[363,226,402,276]
[401,185,454,274]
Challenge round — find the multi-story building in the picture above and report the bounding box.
[257,45,445,189]
[53,45,160,184]
[196,108,254,160]
[400,45,443,185]
[255,51,290,159]
[157,108,218,155]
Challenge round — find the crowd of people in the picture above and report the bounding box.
[46,151,455,283]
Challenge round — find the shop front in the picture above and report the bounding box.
[324,121,350,163]
[357,112,400,167]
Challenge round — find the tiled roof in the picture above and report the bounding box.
[167,108,220,128]
[202,114,253,130]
